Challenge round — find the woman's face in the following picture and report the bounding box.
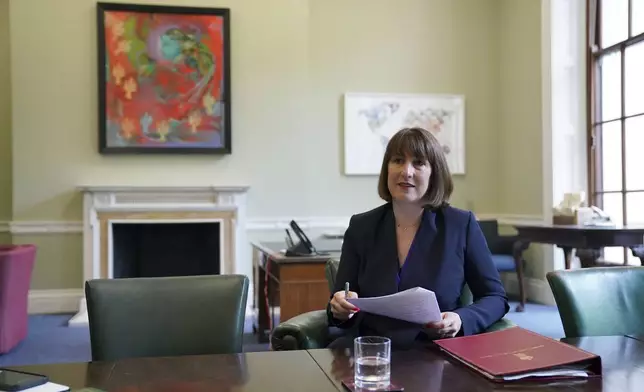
[387,153,432,204]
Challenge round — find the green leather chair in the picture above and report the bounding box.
[546,266,644,338]
[86,274,249,361]
[271,259,514,350]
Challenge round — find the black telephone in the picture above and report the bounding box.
[285,220,328,257]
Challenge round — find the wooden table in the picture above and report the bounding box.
[9,336,644,391]
[308,335,644,391]
[8,350,338,391]
[513,224,644,269]
[251,241,342,343]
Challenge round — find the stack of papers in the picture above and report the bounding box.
[347,287,442,324]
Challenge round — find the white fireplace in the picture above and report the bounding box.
[68,185,250,326]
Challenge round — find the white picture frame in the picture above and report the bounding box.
[343,92,466,175]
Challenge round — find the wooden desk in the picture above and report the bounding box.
[514,224,644,269]
[251,241,341,343]
[10,336,644,391]
[9,351,338,391]
[309,335,644,391]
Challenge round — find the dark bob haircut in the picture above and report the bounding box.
[377,127,453,209]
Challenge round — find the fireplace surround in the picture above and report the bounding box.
[68,185,249,325]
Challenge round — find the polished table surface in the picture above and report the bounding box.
[8,350,338,392]
[308,335,644,391]
[9,336,644,391]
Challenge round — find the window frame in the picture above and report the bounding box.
[587,0,644,263]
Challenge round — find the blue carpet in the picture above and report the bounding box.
[0,301,563,367]
[0,315,91,366]
[504,301,565,339]
[0,314,270,367]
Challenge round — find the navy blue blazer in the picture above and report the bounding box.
[327,203,509,349]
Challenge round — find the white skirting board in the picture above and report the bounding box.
[65,298,257,327]
[28,289,84,315]
[28,284,258,326]
[64,300,257,327]
[67,297,88,325]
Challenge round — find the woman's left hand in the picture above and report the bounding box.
[425,312,462,338]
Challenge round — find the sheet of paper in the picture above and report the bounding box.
[347,287,442,324]
[502,369,590,381]
[0,382,70,392]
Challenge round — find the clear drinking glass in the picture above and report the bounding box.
[354,336,391,389]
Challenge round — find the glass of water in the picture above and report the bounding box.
[354,336,391,389]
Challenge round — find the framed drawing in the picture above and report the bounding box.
[343,92,466,175]
[97,2,231,154]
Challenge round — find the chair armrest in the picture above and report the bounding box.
[271,311,514,349]
[270,310,330,350]
[484,317,515,333]
[490,236,519,255]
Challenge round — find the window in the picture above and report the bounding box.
[588,0,644,264]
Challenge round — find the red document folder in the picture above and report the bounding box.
[434,326,602,382]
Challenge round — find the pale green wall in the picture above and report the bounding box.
[0,0,11,224]
[5,0,545,290]
[10,0,504,223]
[12,235,82,289]
[498,0,543,217]
[498,0,543,278]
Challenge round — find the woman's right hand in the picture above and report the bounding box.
[330,290,360,320]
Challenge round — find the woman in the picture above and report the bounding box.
[327,127,509,350]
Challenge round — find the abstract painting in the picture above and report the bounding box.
[97,3,231,154]
[343,93,465,175]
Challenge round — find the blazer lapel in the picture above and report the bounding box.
[370,206,400,296]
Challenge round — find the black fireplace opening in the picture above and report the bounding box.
[112,222,220,279]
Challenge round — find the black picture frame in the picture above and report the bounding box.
[97,2,231,154]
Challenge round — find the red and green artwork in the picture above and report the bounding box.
[98,3,231,154]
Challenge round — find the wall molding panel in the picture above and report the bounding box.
[7,214,544,235]
[28,289,84,315]
[9,214,548,313]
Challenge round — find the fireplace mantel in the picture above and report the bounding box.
[69,185,250,326]
[78,185,249,193]
[77,185,250,211]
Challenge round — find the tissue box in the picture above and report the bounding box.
[553,214,578,225]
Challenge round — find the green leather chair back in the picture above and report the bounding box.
[325,258,473,306]
[547,266,644,338]
[85,274,249,361]
[326,259,340,294]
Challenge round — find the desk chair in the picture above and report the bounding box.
[86,274,249,361]
[478,220,527,312]
[547,266,644,338]
[271,259,514,350]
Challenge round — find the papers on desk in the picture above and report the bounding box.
[347,287,442,325]
[0,382,69,392]
[501,369,590,381]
